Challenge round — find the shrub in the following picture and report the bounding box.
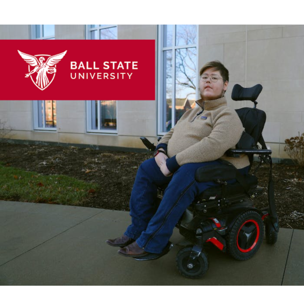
[0,120,12,139]
[284,132,304,167]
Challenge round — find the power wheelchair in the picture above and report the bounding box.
[139,84,279,279]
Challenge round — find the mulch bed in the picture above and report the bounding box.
[0,142,303,230]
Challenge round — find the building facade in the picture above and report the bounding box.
[1,25,304,159]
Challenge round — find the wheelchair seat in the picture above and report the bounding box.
[196,174,258,202]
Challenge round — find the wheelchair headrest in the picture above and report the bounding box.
[231,84,263,102]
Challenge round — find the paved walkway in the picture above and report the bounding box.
[0,200,303,285]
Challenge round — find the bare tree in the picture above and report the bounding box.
[164,25,197,100]
[175,25,197,99]
[163,25,198,130]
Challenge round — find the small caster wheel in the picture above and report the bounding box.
[176,246,208,279]
[265,220,279,245]
[227,211,264,261]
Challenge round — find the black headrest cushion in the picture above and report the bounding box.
[231,84,263,102]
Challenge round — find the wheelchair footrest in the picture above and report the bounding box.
[134,242,173,261]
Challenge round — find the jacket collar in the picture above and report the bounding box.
[196,96,227,110]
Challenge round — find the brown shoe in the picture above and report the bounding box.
[118,241,149,258]
[106,235,135,248]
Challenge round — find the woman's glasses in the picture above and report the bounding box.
[200,74,222,83]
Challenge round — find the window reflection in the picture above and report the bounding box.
[90,30,99,40]
[91,101,98,130]
[163,25,174,47]
[164,50,172,131]
[161,25,197,132]
[176,25,197,46]
[89,25,117,40]
[100,28,117,39]
[90,100,117,130]
[35,25,55,39]
[37,100,56,128]
[175,47,196,121]
[43,25,55,38]
[100,101,116,130]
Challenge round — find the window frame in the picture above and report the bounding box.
[157,25,199,136]
[32,25,56,131]
[86,101,118,134]
[33,100,57,131]
[85,25,118,134]
[86,24,118,40]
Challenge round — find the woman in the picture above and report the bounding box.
[106,61,250,257]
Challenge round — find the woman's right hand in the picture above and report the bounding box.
[155,151,168,168]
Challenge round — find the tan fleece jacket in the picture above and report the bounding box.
[159,96,250,171]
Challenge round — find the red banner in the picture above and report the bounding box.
[0,40,155,100]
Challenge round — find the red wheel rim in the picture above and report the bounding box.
[236,219,260,253]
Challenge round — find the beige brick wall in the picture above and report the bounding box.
[117,25,158,139]
[198,24,304,159]
[0,25,30,39]
[1,24,304,159]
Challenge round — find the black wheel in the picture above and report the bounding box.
[176,246,208,279]
[227,211,264,261]
[265,220,278,245]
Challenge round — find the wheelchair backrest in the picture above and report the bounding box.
[236,107,267,149]
[232,84,267,149]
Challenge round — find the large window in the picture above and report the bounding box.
[158,25,198,134]
[87,24,117,39]
[33,100,57,129]
[32,25,55,39]
[86,25,117,133]
[86,101,117,133]
[32,25,56,130]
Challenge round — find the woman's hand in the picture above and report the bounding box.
[154,151,168,167]
[154,151,172,177]
[159,161,173,177]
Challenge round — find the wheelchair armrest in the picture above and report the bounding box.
[140,137,156,151]
[226,148,272,157]
[195,163,237,183]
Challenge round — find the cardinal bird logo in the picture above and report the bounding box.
[18,50,67,90]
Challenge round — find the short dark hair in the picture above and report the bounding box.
[199,61,229,83]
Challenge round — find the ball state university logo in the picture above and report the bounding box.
[18,50,67,91]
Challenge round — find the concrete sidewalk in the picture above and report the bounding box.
[0,200,303,285]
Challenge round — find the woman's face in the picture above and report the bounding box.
[199,67,228,100]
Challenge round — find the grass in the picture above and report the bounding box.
[0,163,98,206]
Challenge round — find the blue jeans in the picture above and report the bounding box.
[124,158,249,254]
